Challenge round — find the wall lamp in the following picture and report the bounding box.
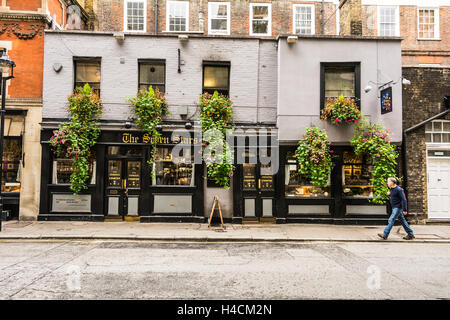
[178,35,189,42]
[113,32,125,42]
[364,77,411,97]
[287,36,298,44]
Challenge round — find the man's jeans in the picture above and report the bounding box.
[384,207,414,237]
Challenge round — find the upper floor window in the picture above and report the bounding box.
[293,4,315,35]
[139,60,166,93]
[208,2,230,35]
[320,62,360,110]
[167,1,189,32]
[74,58,101,96]
[425,120,450,143]
[124,0,146,32]
[418,8,440,40]
[378,6,399,36]
[250,3,271,36]
[203,61,230,96]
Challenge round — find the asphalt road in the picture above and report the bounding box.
[0,240,448,300]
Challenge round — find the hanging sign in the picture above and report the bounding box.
[380,87,393,114]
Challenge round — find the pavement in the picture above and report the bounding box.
[1,220,450,242]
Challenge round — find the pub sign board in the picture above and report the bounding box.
[380,87,393,114]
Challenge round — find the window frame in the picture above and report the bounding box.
[377,5,400,37]
[202,61,231,97]
[249,3,272,36]
[138,59,166,94]
[166,0,190,32]
[320,62,361,111]
[123,0,147,32]
[417,7,440,40]
[208,1,231,35]
[73,57,101,96]
[293,4,315,35]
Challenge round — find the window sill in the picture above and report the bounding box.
[417,38,441,41]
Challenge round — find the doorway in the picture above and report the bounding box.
[105,146,143,220]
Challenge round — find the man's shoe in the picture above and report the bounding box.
[377,233,387,240]
[403,234,415,240]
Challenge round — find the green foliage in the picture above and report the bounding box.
[295,127,333,188]
[49,83,102,194]
[127,86,168,171]
[199,91,234,189]
[321,95,362,124]
[351,116,399,204]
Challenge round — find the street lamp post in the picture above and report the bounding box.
[0,49,15,231]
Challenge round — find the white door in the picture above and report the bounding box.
[427,158,450,219]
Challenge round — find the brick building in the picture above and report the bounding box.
[0,0,92,220]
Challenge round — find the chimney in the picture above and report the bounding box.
[339,0,363,36]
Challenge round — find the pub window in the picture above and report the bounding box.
[285,151,330,198]
[342,151,373,198]
[208,2,230,35]
[250,3,271,36]
[321,62,360,110]
[1,138,22,193]
[166,0,189,32]
[425,120,450,143]
[125,0,146,32]
[138,60,165,93]
[418,8,439,40]
[74,59,101,96]
[153,147,194,186]
[52,158,96,185]
[378,6,399,37]
[293,4,315,35]
[203,62,230,96]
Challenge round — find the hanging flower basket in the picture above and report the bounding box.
[321,95,361,125]
[295,127,334,188]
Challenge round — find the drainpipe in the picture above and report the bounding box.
[154,0,158,34]
[402,107,450,200]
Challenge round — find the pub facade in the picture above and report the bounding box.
[39,30,403,224]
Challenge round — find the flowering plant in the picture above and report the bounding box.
[127,86,168,171]
[49,83,102,194]
[295,127,333,188]
[351,116,399,204]
[199,91,234,189]
[321,95,361,124]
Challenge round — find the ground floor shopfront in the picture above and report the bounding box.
[39,127,394,224]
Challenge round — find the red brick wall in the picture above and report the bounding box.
[0,21,45,98]
[47,0,65,26]
[6,0,42,11]
[94,0,338,36]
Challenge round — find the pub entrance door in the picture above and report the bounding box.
[105,146,143,220]
[241,162,276,220]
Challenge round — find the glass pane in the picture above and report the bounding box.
[425,133,432,142]
[127,161,141,188]
[342,151,373,198]
[243,164,256,190]
[139,63,165,86]
[443,122,450,132]
[154,147,194,186]
[433,133,441,143]
[442,133,450,143]
[253,6,268,19]
[433,121,442,131]
[108,160,122,187]
[1,138,22,192]
[324,67,355,97]
[75,61,101,83]
[284,151,330,198]
[203,66,229,89]
[425,122,432,131]
[211,18,228,31]
[108,146,143,156]
[252,20,268,34]
[260,164,273,190]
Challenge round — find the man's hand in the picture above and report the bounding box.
[387,191,391,196]
[403,211,407,216]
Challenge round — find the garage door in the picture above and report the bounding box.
[427,158,450,219]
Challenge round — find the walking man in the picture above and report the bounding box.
[378,177,415,240]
